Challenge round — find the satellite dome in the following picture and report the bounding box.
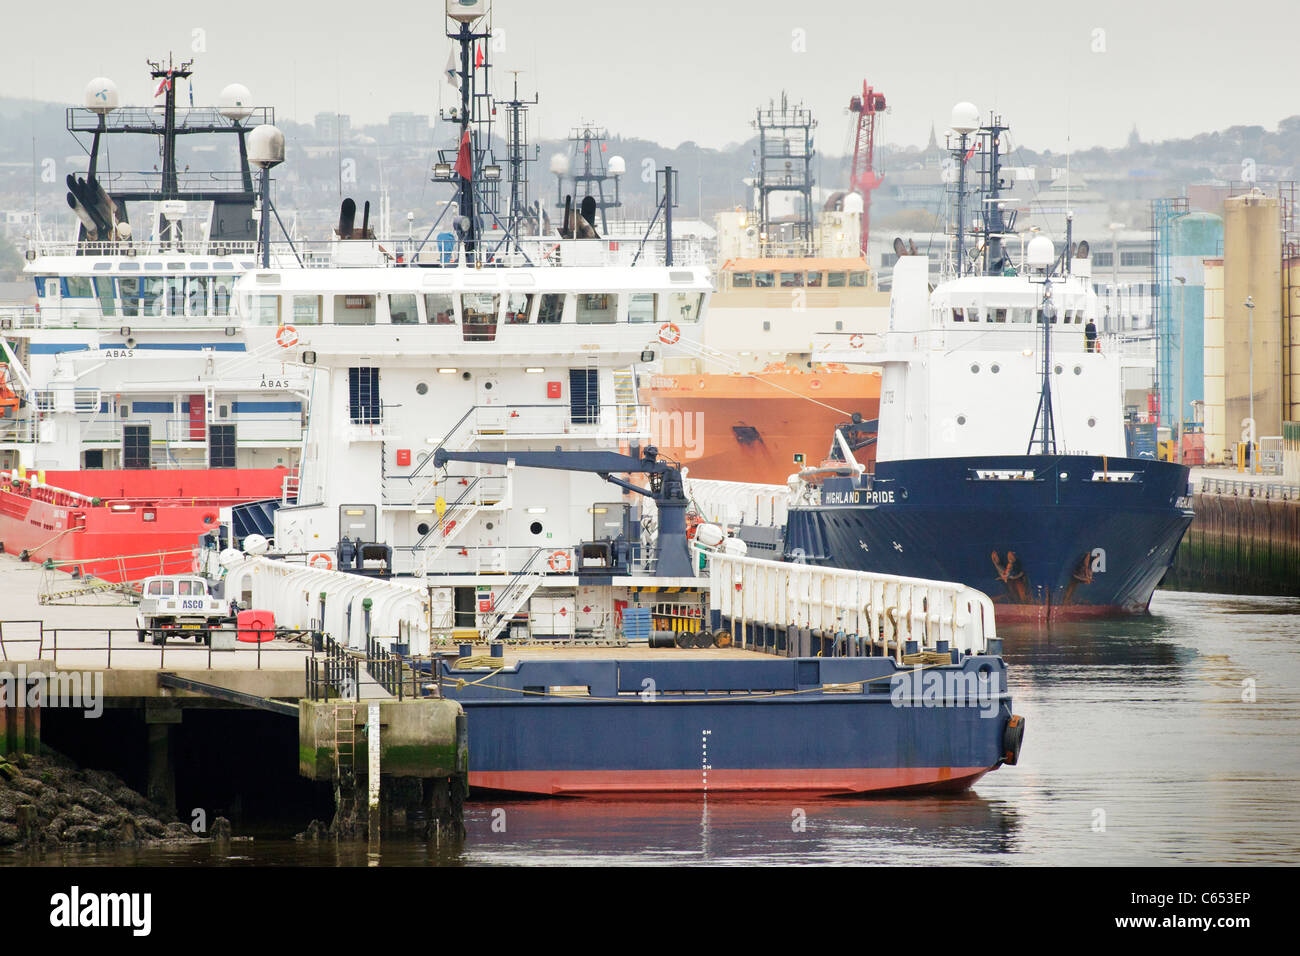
[549,152,570,175]
[950,101,980,135]
[219,83,253,121]
[247,124,285,168]
[83,77,119,114]
[115,221,133,240]
[841,192,864,215]
[608,155,626,175]
[1027,235,1055,270]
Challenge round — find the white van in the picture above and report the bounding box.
[136,575,228,645]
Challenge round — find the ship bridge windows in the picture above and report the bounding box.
[952,308,964,322]
[334,294,376,326]
[628,293,657,324]
[848,271,868,287]
[667,291,704,323]
[388,293,419,325]
[826,272,847,288]
[249,294,281,325]
[505,292,533,324]
[461,293,500,341]
[63,276,94,298]
[94,277,116,317]
[779,272,804,288]
[186,277,209,316]
[754,271,775,288]
[576,293,616,324]
[212,276,234,316]
[293,295,321,325]
[424,292,455,324]
[536,293,565,324]
[731,272,753,288]
[1011,308,1033,324]
[991,308,1007,323]
[806,271,823,287]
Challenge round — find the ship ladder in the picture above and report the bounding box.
[333,701,359,826]
[613,367,639,434]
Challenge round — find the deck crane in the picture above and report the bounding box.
[847,81,887,256]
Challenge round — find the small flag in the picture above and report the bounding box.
[444,47,460,89]
[963,143,976,163]
[454,130,472,180]
[154,72,172,97]
[475,43,484,68]
[188,80,194,107]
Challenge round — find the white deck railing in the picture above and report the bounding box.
[706,551,996,658]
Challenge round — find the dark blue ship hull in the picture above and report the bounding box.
[437,655,1018,795]
[785,455,1194,622]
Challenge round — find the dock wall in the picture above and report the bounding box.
[1164,489,1300,596]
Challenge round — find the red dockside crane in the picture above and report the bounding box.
[847,81,887,255]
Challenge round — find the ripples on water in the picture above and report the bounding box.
[12,591,1300,866]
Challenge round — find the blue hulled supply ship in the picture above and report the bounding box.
[198,5,1025,796]
[781,106,1193,622]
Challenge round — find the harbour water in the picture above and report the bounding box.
[9,589,1298,867]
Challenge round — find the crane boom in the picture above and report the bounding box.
[848,81,886,256]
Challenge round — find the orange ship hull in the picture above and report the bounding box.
[644,372,880,485]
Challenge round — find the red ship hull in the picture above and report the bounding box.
[0,468,287,583]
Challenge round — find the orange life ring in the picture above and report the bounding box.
[848,333,865,348]
[547,550,572,573]
[308,552,333,570]
[657,322,681,345]
[276,325,299,349]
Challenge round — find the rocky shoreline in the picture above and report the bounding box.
[0,751,228,852]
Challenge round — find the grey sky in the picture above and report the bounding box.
[3,0,1297,154]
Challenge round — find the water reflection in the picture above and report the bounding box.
[7,592,1299,866]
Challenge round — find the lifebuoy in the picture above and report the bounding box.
[848,333,865,348]
[657,322,681,345]
[276,325,299,348]
[547,550,572,573]
[308,552,333,570]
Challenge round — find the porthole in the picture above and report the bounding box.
[1059,471,1069,481]
[970,363,980,374]
[416,382,428,395]
[1054,364,1063,375]
[485,521,495,530]
[529,521,543,535]
[417,522,430,536]
[956,415,967,425]
[1087,417,1097,428]
[1073,365,1082,376]
[991,364,1000,374]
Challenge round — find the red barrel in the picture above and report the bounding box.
[237,609,276,643]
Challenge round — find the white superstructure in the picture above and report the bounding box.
[820,254,1129,461]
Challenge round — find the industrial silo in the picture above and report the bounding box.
[1222,190,1283,446]
[1166,211,1223,443]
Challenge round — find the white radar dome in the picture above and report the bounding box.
[950,101,980,135]
[219,83,254,121]
[1027,234,1055,270]
[84,77,119,114]
[248,124,285,168]
[693,523,725,549]
[608,155,626,175]
[842,192,864,215]
[549,152,570,175]
[242,533,270,556]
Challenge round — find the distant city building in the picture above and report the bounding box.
[315,112,351,143]
[389,112,432,144]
